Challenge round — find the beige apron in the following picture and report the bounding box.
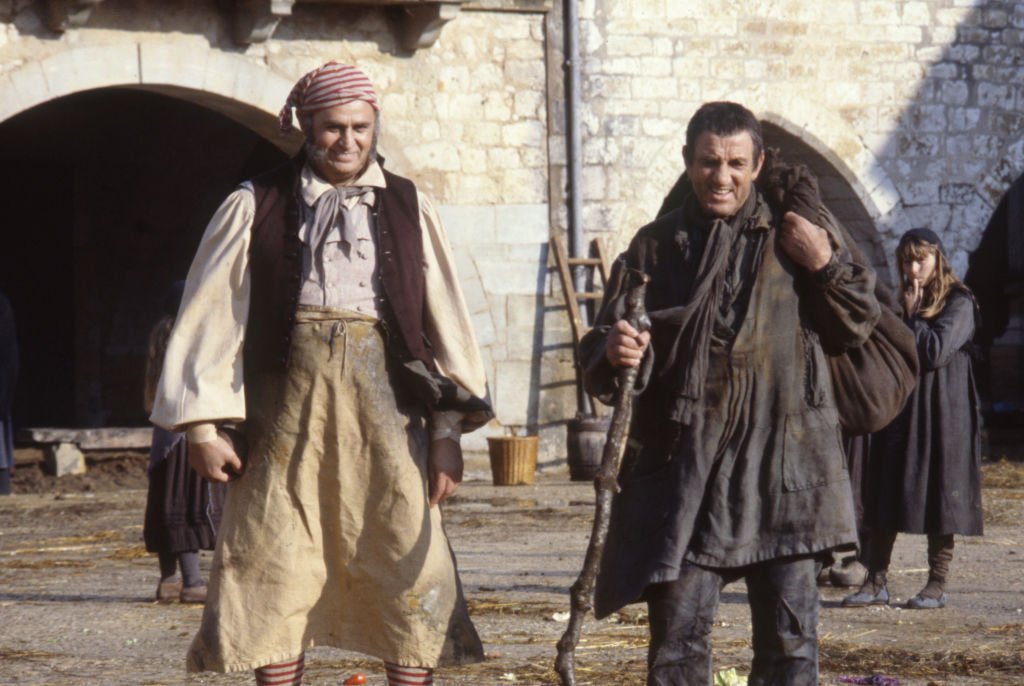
[187,307,481,673]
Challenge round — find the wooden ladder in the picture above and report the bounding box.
[550,234,612,415]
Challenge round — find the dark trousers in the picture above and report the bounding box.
[646,556,819,686]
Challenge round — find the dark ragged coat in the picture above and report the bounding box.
[580,193,880,618]
[867,288,984,536]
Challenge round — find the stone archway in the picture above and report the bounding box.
[0,43,303,154]
[0,51,299,427]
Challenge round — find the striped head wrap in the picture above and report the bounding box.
[278,61,380,133]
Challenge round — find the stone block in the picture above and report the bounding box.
[405,142,461,172]
[483,92,512,121]
[902,181,940,206]
[45,443,86,477]
[861,1,901,25]
[42,44,141,96]
[494,360,534,427]
[606,35,652,56]
[902,1,931,26]
[138,40,210,90]
[450,174,500,204]
[460,148,487,175]
[460,271,490,317]
[488,147,523,170]
[477,257,545,296]
[513,89,544,119]
[508,293,543,329]
[500,168,547,204]
[501,121,543,148]
[471,309,497,347]
[497,204,548,244]
[0,74,34,122]
[438,205,497,245]
[506,323,542,361]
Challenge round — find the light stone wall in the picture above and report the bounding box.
[563,0,1024,280]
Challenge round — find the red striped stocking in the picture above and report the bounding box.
[255,654,305,686]
[385,662,433,685]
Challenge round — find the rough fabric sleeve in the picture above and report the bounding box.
[799,209,882,353]
[149,188,254,431]
[418,191,492,434]
[579,253,654,405]
[912,290,976,371]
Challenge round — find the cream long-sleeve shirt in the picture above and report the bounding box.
[150,160,488,444]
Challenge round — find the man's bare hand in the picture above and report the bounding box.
[605,319,651,368]
[778,211,833,272]
[428,437,463,506]
[188,435,243,483]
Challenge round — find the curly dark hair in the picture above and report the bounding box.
[684,101,763,166]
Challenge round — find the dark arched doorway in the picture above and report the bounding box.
[0,89,290,428]
[762,123,891,287]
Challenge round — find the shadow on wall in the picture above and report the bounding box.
[879,1,1022,275]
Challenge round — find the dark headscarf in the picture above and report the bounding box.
[899,227,945,254]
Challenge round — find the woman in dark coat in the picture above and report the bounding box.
[143,282,224,603]
[844,228,983,610]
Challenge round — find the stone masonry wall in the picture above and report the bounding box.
[558,0,1024,280]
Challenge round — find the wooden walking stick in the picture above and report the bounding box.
[555,268,649,686]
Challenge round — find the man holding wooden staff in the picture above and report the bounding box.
[579,101,880,685]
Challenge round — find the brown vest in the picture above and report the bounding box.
[244,155,434,376]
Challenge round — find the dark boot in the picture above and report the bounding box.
[907,534,953,609]
[841,570,889,607]
[842,529,895,607]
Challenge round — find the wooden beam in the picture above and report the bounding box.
[232,0,295,45]
[392,2,462,51]
[43,0,105,32]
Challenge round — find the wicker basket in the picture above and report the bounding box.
[486,436,538,486]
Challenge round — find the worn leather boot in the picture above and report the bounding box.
[907,534,953,610]
[156,579,182,603]
[841,571,889,607]
[179,584,208,604]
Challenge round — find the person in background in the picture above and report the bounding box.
[143,281,223,603]
[843,228,983,610]
[150,62,492,686]
[0,291,17,495]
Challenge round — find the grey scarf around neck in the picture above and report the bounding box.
[650,190,762,425]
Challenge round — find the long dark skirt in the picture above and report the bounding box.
[143,429,224,554]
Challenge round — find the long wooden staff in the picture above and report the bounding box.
[555,269,650,686]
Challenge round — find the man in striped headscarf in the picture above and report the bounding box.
[151,61,492,686]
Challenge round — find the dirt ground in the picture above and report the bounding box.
[1,449,1022,686]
